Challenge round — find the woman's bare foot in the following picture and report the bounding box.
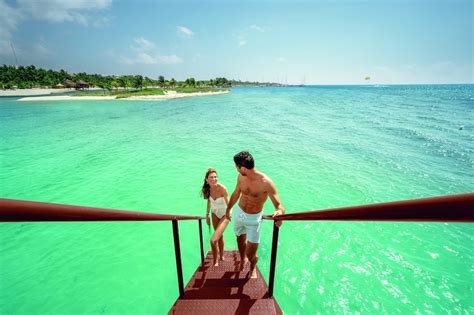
[249,267,258,279]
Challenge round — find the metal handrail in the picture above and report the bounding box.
[263,192,474,297]
[2,193,473,300]
[0,198,204,222]
[0,198,205,298]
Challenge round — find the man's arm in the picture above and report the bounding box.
[267,179,285,227]
[225,176,241,221]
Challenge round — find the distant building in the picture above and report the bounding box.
[63,79,89,89]
[63,80,75,88]
[75,80,90,89]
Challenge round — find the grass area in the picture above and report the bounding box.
[114,88,166,99]
[73,88,165,98]
[73,87,226,98]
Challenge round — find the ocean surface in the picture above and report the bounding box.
[1,85,473,314]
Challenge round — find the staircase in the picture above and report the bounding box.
[169,251,282,314]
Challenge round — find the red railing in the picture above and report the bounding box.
[262,192,474,297]
[1,193,473,300]
[0,198,205,298]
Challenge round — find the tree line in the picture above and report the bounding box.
[0,65,236,89]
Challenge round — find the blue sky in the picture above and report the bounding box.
[0,0,472,84]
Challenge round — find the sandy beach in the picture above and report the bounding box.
[0,88,73,97]
[17,90,229,102]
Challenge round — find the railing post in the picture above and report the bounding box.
[268,221,280,298]
[198,219,204,263]
[172,219,184,298]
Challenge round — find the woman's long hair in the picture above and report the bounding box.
[201,168,217,199]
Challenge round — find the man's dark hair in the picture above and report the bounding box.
[234,151,255,169]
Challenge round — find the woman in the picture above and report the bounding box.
[201,168,230,266]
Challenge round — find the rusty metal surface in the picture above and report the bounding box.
[0,198,204,222]
[169,251,282,315]
[263,192,474,222]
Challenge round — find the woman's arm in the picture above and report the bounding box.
[206,198,211,226]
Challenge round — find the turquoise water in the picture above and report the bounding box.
[1,85,473,314]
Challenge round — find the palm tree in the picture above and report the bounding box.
[133,75,143,89]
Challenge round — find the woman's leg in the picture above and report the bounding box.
[210,213,220,266]
[211,215,230,265]
[217,217,226,260]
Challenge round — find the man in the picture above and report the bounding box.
[225,151,285,279]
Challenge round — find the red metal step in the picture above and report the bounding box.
[169,251,282,314]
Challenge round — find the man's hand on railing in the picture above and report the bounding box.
[273,209,284,227]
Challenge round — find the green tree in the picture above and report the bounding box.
[111,80,120,90]
[185,77,195,87]
[133,75,143,89]
[158,75,165,87]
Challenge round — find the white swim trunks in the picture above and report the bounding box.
[233,204,263,243]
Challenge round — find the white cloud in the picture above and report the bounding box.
[250,24,265,32]
[93,16,110,27]
[17,0,112,26]
[177,26,194,37]
[156,55,182,64]
[0,0,23,56]
[119,52,182,65]
[73,13,89,26]
[237,25,267,48]
[34,42,54,56]
[276,57,286,62]
[133,37,155,52]
[119,37,183,65]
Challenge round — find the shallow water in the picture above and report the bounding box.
[1,85,473,314]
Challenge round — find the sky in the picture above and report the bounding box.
[0,0,472,85]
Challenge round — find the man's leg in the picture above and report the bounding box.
[237,234,247,270]
[246,242,259,279]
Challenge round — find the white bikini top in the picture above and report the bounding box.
[210,196,226,211]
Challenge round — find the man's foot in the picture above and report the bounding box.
[213,259,219,267]
[219,256,225,261]
[239,258,248,271]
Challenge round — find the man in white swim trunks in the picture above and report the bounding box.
[225,151,285,279]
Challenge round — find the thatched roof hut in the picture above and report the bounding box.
[64,80,75,88]
[75,80,89,89]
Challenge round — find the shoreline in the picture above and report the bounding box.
[17,90,229,102]
[0,88,102,97]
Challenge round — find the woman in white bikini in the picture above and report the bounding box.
[201,168,231,266]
